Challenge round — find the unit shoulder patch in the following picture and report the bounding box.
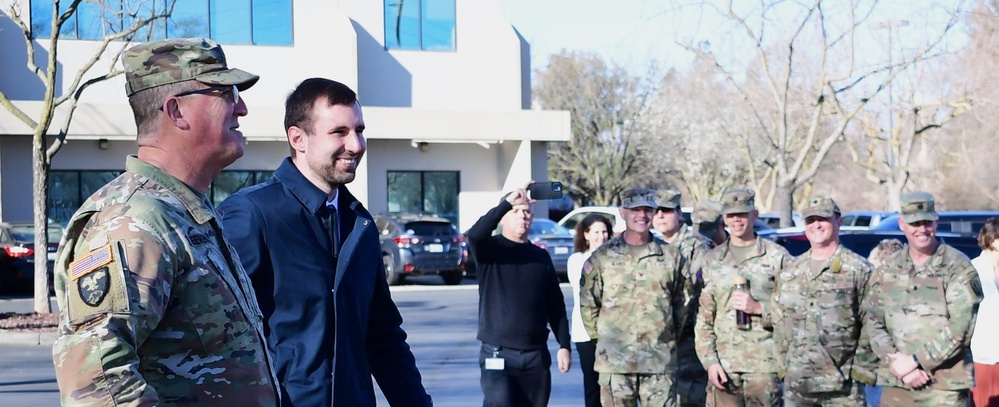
[78,267,111,306]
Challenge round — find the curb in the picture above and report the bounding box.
[0,329,56,346]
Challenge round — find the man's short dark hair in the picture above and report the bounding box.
[284,78,358,135]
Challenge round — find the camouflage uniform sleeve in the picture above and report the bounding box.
[770,272,788,378]
[914,263,983,372]
[53,213,175,406]
[760,250,790,329]
[695,258,721,368]
[863,264,898,359]
[579,256,603,339]
[851,259,878,385]
[672,246,687,333]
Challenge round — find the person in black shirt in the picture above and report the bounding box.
[467,184,572,407]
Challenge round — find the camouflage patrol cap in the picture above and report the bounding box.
[720,188,756,214]
[655,188,681,210]
[123,38,259,96]
[620,187,657,209]
[801,195,841,219]
[900,191,939,224]
[692,200,722,225]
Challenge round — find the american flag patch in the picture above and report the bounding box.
[69,244,114,281]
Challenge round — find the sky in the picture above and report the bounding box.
[504,0,687,75]
[503,0,969,77]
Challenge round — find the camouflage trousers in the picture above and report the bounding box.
[598,372,677,407]
[705,372,780,407]
[880,386,970,407]
[784,381,865,407]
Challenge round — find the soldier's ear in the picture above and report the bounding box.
[162,98,191,130]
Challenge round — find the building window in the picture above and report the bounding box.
[384,0,455,51]
[387,171,459,224]
[47,170,272,224]
[208,170,273,206]
[30,0,293,45]
[48,170,124,225]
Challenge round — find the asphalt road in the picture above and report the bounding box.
[0,277,585,406]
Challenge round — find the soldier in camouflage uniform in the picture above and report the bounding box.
[580,187,684,407]
[653,189,711,407]
[864,192,982,406]
[51,38,279,406]
[771,196,877,406]
[695,188,791,407]
[692,200,726,246]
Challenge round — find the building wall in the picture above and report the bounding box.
[0,0,568,229]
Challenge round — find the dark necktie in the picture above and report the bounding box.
[326,204,339,258]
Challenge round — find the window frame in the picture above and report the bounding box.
[383,0,456,52]
[29,0,294,45]
[386,170,460,225]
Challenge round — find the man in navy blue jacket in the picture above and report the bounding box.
[219,78,431,406]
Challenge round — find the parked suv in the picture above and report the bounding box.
[375,214,465,286]
[839,211,896,231]
[868,211,999,237]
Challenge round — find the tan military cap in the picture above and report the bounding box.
[620,187,657,209]
[720,188,755,215]
[900,191,939,224]
[801,195,841,219]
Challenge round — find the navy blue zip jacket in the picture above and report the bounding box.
[219,157,432,406]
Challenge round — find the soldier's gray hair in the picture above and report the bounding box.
[129,80,204,138]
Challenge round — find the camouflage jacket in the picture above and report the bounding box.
[52,156,279,406]
[668,226,711,342]
[772,245,877,394]
[695,237,791,374]
[580,233,684,373]
[864,243,981,390]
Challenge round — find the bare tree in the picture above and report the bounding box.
[944,0,999,207]
[534,50,655,206]
[1,0,174,313]
[673,0,963,226]
[642,62,755,203]
[846,92,970,210]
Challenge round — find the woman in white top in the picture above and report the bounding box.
[567,214,612,407]
[972,219,999,407]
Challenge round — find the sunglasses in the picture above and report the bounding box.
[160,84,239,110]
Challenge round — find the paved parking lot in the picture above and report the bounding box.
[0,279,585,406]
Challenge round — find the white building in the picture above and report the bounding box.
[0,0,570,231]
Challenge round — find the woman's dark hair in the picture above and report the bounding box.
[978,217,999,251]
[573,214,614,253]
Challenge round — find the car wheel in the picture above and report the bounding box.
[441,269,463,285]
[384,254,402,286]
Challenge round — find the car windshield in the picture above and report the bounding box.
[9,224,64,243]
[530,219,572,237]
[404,221,456,236]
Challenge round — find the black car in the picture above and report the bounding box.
[0,222,63,293]
[528,218,574,280]
[764,229,981,258]
[374,214,465,285]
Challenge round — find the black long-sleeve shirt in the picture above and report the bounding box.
[468,199,572,351]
